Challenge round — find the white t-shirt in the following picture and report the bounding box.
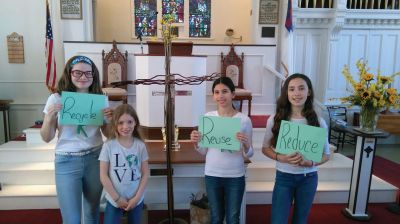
[196,110,254,178]
[262,114,330,174]
[43,93,108,153]
[99,138,149,207]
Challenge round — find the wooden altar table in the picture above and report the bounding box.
[377,112,400,136]
[146,140,205,164]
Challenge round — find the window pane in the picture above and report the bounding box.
[162,0,184,23]
[134,0,157,37]
[189,0,211,38]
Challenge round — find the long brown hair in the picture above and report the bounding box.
[270,73,320,147]
[56,55,103,95]
[109,104,143,141]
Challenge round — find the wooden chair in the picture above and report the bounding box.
[327,106,356,151]
[102,40,128,103]
[221,45,252,116]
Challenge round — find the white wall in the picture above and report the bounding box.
[0,0,58,141]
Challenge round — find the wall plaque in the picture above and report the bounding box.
[60,0,82,20]
[7,32,24,64]
[259,0,279,24]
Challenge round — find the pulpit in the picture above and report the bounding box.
[147,41,193,56]
[340,126,390,221]
[135,42,207,139]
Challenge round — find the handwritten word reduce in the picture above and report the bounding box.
[279,122,319,153]
[62,97,97,123]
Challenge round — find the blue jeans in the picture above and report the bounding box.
[205,175,245,224]
[103,201,143,224]
[271,170,318,224]
[55,150,102,224]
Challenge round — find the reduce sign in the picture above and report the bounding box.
[275,120,326,162]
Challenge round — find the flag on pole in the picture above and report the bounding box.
[45,0,56,92]
[285,0,293,32]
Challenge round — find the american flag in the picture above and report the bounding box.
[45,0,56,91]
[285,0,293,32]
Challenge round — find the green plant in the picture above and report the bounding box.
[190,193,209,209]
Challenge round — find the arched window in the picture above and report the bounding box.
[189,0,211,38]
[162,0,184,23]
[133,0,212,38]
[134,0,158,37]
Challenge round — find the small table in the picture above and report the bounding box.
[339,126,390,221]
[0,100,13,142]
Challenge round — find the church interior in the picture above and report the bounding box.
[0,0,400,223]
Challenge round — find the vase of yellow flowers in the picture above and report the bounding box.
[359,105,379,132]
[341,59,400,132]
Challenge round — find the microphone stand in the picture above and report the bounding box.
[137,31,144,54]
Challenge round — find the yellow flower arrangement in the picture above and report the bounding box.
[340,59,400,131]
[340,59,400,110]
[160,14,176,44]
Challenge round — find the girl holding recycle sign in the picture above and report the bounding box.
[41,55,113,224]
[190,77,254,224]
[262,73,330,224]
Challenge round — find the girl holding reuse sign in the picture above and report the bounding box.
[190,77,254,224]
[262,73,330,224]
[40,55,113,224]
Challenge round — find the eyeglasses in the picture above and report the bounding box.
[71,70,93,78]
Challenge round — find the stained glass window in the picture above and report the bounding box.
[189,0,211,38]
[134,0,157,37]
[162,0,184,23]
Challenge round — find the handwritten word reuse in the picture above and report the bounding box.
[198,115,241,151]
[201,116,233,146]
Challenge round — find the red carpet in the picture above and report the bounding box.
[371,156,400,188]
[1,203,399,224]
[250,115,269,128]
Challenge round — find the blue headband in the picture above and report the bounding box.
[71,56,93,66]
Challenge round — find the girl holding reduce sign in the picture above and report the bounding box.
[190,77,254,224]
[262,73,330,224]
[40,55,113,224]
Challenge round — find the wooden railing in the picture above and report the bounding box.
[297,0,400,9]
[298,0,334,8]
[347,0,400,9]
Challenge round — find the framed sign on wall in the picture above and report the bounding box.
[259,0,279,24]
[60,0,82,20]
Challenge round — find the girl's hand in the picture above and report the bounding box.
[190,130,202,144]
[298,154,313,167]
[45,103,62,122]
[236,132,250,149]
[116,197,129,209]
[103,107,113,122]
[280,152,303,165]
[125,196,139,211]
